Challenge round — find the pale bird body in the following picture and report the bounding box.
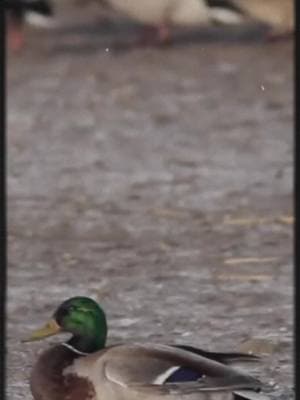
[106,0,212,27]
[230,0,294,36]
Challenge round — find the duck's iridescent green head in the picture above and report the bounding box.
[23,297,108,353]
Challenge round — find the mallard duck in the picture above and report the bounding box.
[229,0,294,38]
[95,0,245,44]
[23,296,269,400]
[4,0,54,51]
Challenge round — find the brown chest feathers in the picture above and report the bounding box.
[30,345,96,400]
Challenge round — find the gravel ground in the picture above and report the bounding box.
[7,3,293,400]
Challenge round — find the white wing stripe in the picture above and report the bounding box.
[153,366,180,384]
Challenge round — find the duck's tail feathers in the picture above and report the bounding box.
[202,351,261,364]
[172,345,260,364]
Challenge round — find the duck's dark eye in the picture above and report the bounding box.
[60,307,70,317]
[54,305,74,323]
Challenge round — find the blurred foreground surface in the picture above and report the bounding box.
[7,3,293,400]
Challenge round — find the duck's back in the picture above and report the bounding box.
[60,344,262,400]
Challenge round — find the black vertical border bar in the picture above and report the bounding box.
[0,2,6,400]
[295,0,299,399]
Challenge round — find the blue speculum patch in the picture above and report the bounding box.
[165,367,202,383]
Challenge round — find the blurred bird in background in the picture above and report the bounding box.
[93,0,244,44]
[93,0,294,44]
[4,0,54,51]
[230,0,294,39]
[4,0,294,51]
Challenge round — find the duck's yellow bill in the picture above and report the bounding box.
[22,319,61,342]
